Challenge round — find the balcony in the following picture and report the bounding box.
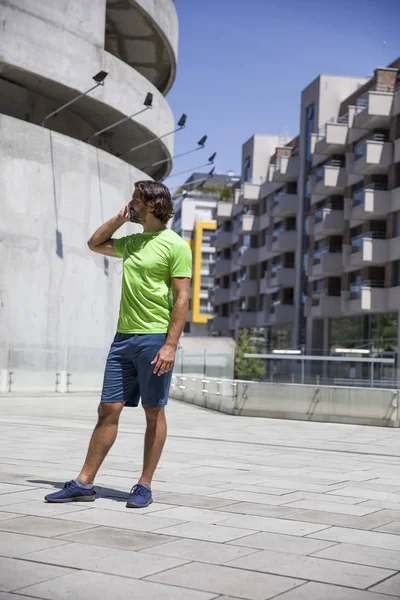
[341,283,387,314]
[273,155,300,183]
[271,193,298,218]
[214,228,239,248]
[210,315,235,332]
[241,213,262,233]
[315,120,348,155]
[352,139,392,175]
[344,234,388,269]
[240,182,260,205]
[268,303,295,325]
[214,253,240,277]
[216,202,233,220]
[349,186,390,221]
[394,138,400,164]
[238,311,265,328]
[306,294,342,318]
[388,286,400,311]
[271,230,297,252]
[240,247,260,266]
[312,164,346,200]
[269,267,295,289]
[307,251,343,280]
[313,208,345,239]
[239,279,259,297]
[353,89,394,130]
[213,287,238,305]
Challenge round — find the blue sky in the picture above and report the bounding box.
[164,0,399,191]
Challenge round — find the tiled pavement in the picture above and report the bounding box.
[0,395,400,599]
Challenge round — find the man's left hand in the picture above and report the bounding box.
[151,343,176,376]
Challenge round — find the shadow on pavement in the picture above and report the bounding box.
[27,479,129,502]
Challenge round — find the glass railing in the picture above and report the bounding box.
[314,206,333,223]
[350,231,386,253]
[352,183,388,207]
[349,280,385,300]
[316,166,325,182]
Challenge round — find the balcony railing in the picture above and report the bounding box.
[352,183,388,207]
[318,114,349,137]
[354,133,389,161]
[350,231,386,254]
[316,159,344,182]
[349,280,385,300]
[313,247,341,265]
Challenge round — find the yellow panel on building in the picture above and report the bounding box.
[192,220,216,324]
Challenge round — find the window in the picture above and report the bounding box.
[395,213,400,238]
[244,156,251,182]
[393,261,400,287]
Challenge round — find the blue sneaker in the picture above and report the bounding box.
[126,483,153,508]
[45,480,97,503]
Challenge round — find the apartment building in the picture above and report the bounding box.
[171,171,239,335]
[211,57,400,354]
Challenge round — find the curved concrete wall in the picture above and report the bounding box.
[106,0,178,94]
[0,114,148,350]
[0,0,177,178]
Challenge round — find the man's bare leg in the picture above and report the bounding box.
[77,401,124,484]
[138,406,167,487]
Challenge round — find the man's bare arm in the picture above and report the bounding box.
[151,277,191,376]
[87,207,129,256]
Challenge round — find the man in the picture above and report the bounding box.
[45,180,192,508]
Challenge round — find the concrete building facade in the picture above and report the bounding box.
[171,172,239,335]
[212,59,400,355]
[0,0,179,357]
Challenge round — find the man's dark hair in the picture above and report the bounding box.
[135,180,174,225]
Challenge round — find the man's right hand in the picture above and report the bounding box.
[117,205,131,222]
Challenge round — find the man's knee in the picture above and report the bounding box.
[97,401,124,424]
[143,405,165,423]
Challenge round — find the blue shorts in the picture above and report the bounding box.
[101,333,172,408]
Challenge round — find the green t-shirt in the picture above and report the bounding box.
[113,228,192,334]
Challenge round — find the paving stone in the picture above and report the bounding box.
[0,484,33,495]
[141,538,258,564]
[286,508,400,530]
[0,592,39,600]
[227,548,394,589]
[153,521,258,543]
[217,514,330,536]
[0,531,68,558]
[268,581,397,599]
[312,542,400,570]
[153,492,237,509]
[57,526,177,551]
[0,501,93,518]
[309,526,400,551]
[282,499,379,516]
[228,531,337,555]
[16,570,217,600]
[370,573,400,596]
[209,490,302,505]
[0,556,73,592]
[0,513,20,522]
[214,501,300,518]
[147,561,303,599]
[0,515,97,537]
[53,507,185,531]
[26,542,189,578]
[375,521,400,535]
[148,506,239,524]
[329,487,400,502]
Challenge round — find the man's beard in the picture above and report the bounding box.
[129,211,145,224]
